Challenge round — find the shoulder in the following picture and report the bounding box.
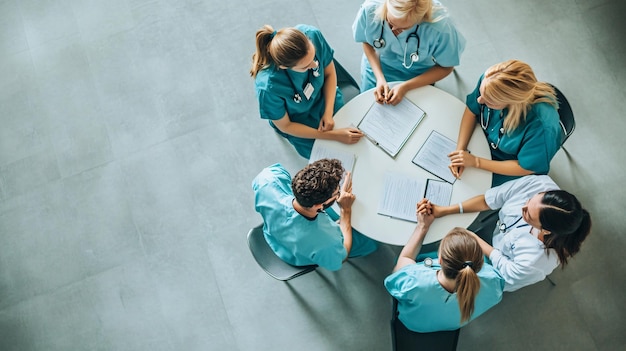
[296,24,323,41]
[361,0,382,13]
[255,65,282,91]
[423,8,453,31]
[252,164,291,188]
[385,264,436,288]
[494,175,559,195]
[528,102,560,125]
[477,264,505,287]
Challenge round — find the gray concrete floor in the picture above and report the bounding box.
[0,0,624,350]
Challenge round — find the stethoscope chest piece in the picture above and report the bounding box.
[373,38,385,48]
[293,93,302,103]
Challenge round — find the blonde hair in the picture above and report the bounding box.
[375,0,446,24]
[250,25,310,78]
[482,59,558,131]
[439,228,484,323]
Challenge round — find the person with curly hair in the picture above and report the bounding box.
[252,159,377,271]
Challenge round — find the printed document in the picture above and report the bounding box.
[357,99,426,158]
[412,130,457,184]
[377,173,453,223]
[309,144,356,173]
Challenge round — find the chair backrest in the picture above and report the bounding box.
[551,84,576,146]
[390,299,460,351]
[247,224,317,281]
[333,59,361,103]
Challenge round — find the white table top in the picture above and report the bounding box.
[313,85,491,246]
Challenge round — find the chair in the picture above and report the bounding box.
[551,84,576,147]
[247,224,317,281]
[390,299,460,351]
[333,59,361,103]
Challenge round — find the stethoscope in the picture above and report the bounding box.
[284,59,321,103]
[480,104,505,150]
[498,216,529,233]
[372,21,420,69]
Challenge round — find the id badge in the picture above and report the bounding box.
[303,83,314,100]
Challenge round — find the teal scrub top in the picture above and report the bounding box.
[252,164,347,271]
[352,0,466,91]
[254,25,344,159]
[466,74,562,185]
[385,259,504,332]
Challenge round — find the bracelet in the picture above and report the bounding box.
[458,202,464,214]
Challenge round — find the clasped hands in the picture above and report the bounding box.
[415,198,435,228]
[374,82,407,105]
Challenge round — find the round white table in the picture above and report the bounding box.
[313,85,491,246]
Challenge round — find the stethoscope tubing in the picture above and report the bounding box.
[372,21,420,69]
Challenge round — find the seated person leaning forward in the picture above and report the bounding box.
[420,175,592,291]
[385,199,504,332]
[251,24,364,159]
[252,159,378,271]
[352,0,466,105]
[448,59,562,186]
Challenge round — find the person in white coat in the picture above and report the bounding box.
[419,175,592,291]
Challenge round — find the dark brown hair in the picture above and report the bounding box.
[292,159,343,208]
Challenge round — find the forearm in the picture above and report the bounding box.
[339,208,353,258]
[437,195,490,217]
[393,224,429,272]
[322,62,337,117]
[400,65,454,91]
[456,107,476,151]
[363,43,386,83]
[472,158,535,176]
[470,231,494,256]
[274,118,338,140]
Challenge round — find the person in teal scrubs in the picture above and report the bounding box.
[448,59,562,186]
[385,199,504,332]
[252,159,378,271]
[251,24,364,159]
[352,0,465,105]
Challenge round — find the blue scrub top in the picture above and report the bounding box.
[385,259,504,332]
[254,25,344,158]
[352,0,466,91]
[466,74,562,185]
[252,164,347,271]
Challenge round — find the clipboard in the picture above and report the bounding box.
[377,172,453,223]
[412,130,458,184]
[357,99,426,158]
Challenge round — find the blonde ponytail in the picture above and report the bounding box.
[439,228,484,323]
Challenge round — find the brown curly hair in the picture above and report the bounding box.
[292,159,344,208]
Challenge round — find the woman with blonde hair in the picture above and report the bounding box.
[385,200,504,332]
[352,0,465,105]
[251,24,364,159]
[448,59,562,186]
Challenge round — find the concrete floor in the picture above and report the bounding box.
[0,0,624,350]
